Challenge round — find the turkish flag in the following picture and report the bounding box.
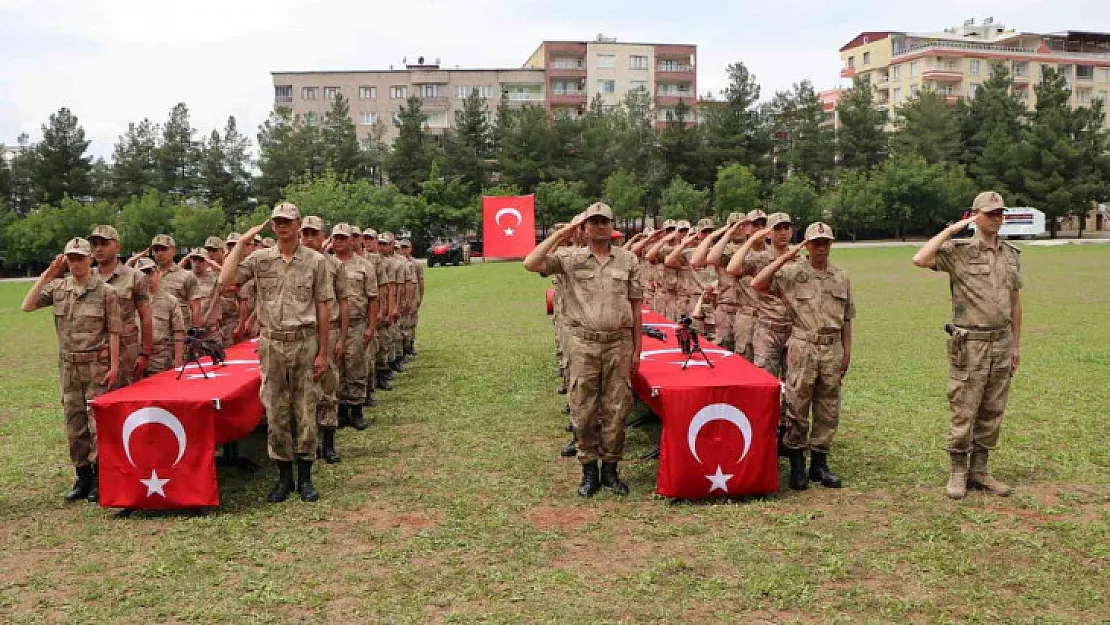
[634,310,781,499]
[483,195,535,259]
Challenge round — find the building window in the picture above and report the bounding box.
[274,85,292,103]
[893,87,901,103]
[1013,62,1028,78]
[909,61,919,77]
[1096,90,1107,103]
[359,112,377,125]
[970,59,981,76]
[598,79,615,94]
[322,87,340,100]
[847,56,855,69]
[359,86,376,99]
[1077,65,1094,80]
[911,84,920,97]
[422,84,439,98]
[390,86,407,99]
[1076,89,1091,105]
[891,65,901,80]
[863,51,871,66]
[425,111,448,128]
[630,55,648,70]
[1099,68,1110,82]
[631,80,648,92]
[596,54,616,68]
[303,112,317,125]
[968,83,981,97]
[1057,64,1073,78]
[301,87,319,100]
[550,57,583,70]
[552,80,582,95]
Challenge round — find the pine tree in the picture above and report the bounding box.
[321,93,365,178]
[157,103,200,197]
[386,96,434,195]
[702,62,768,175]
[32,107,93,204]
[836,76,888,171]
[110,119,160,202]
[891,88,962,164]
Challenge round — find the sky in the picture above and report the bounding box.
[1,0,1107,158]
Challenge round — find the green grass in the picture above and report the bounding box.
[0,245,1107,624]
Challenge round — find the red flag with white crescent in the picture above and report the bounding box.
[482,195,536,259]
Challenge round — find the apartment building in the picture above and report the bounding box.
[818,88,845,130]
[523,36,697,128]
[838,19,1110,127]
[271,36,698,143]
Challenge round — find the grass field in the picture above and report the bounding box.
[0,244,1107,624]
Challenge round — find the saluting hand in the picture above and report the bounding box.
[753,226,773,241]
[46,254,67,279]
[242,220,269,242]
[949,215,978,234]
[784,242,806,260]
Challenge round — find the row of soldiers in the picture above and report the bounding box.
[21,201,425,504]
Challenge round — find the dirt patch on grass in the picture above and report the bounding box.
[527,504,602,532]
[317,500,441,540]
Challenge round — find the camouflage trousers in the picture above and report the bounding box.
[339,318,370,404]
[146,343,175,377]
[316,324,340,428]
[566,329,634,464]
[220,316,239,348]
[712,304,739,351]
[59,352,111,467]
[753,320,792,380]
[732,309,757,362]
[783,334,844,453]
[946,329,1013,453]
[400,310,417,343]
[114,337,140,389]
[658,289,678,320]
[374,320,391,368]
[258,331,319,461]
[677,292,699,321]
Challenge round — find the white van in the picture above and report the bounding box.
[969,207,1046,239]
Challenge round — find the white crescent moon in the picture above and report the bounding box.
[122,407,188,467]
[687,403,752,464]
[494,207,523,227]
[640,348,734,361]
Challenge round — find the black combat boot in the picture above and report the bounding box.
[349,405,369,431]
[363,394,378,408]
[321,428,340,464]
[337,404,350,429]
[267,461,295,503]
[557,382,567,395]
[561,404,571,415]
[807,451,843,488]
[406,340,417,357]
[776,425,789,458]
[64,465,93,502]
[560,440,577,457]
[788,448,809,491]
[376,370,393,391]
[577,461,601,497]
[296,460,319,502]
[86,463,99,503]
[390,357,405,373]
[600,461,630,496]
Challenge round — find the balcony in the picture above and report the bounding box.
[422,97,450,109]
[894,39,1110,62]
[1011,72,1030,83]
[922,68,964,82]
[274,96,293,105]
[549,91,586,107]
[503,93,546,106]
[411,71,449,84]
[873,75,890,89]
[840,67,856,78]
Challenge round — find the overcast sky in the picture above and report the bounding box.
[1,0,1106,158]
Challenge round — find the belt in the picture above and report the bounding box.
[791,328,841,346]
[955,326,1010,341]
[717,303,739,312]
[261,326,316,342]
[569,326,630,343]
[757,317,792,332]
[61,349,108,363]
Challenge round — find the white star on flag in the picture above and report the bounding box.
[705,465,733,493]
[140,469,170,497]
[504,227,515,237]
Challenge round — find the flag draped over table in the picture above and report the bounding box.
[482,195,536,259]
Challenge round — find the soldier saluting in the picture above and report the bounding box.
[913,191,1022,500]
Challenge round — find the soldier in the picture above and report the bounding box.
[218,202,333,503]
[88,225,153,386]
[332,223,378,431]
[186,248,224,340]
[228,233,259,342]
[691,213,749,351]
[630,224,670,314]
[21,238,121,502]
[378,233,406,376]
[524,202,643,497]
[350,226,365,257]
[912,191,1022,499]
[753,223,854,490]
[398,240,423,358]
[362,229,396,396]
[644,219,687,320]
[663,220,707,325]
[137,258,185,376]
[151,234,201,328]
[299,216,349,463]
[722,210,768,361]
[205,236,240,345]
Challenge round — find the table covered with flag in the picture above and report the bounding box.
[634,309,781,499]
[91,340,265,509]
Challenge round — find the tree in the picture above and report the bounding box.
[171,202,228,250]
[713,163,759,220]
[445,89,493,193]
[871,154,974,239]
[7,134,37,213]
[535,180,588,230]
[659,176,709,222]
[110,119,160,202]
[891,88,962,164]
[959,63,1026,171]
[200,116,253,220]
[571,97,622,199]
[256,108,307,207]
[386,96,435,195]
[32,107,92,205]
[771,175,821,228]
[157,103,200,197]
[836,76,888,171]
[497,105,572,194]
[702,62,769,175]
[602,168,645,224]
[766,81,836,187]
[822,169,885,241]
[321,94,365,178]
[362,118,391,186]
[656,100,711,193]
[118,190,176,252]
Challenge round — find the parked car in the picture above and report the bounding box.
[426,239,463,267]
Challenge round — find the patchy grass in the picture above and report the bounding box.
[0,244,1107,623]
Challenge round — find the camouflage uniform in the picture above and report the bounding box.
[750,249,797,379]
[316,252,348,429]
[338,251,378,405]
[192,260,222,334]
[37,270,122,467]
[99,262,149,387]
[159,263,200,328]
[655,246,680,320]
[234,243,333,462]
[713,242,743,351]
[399,250,418,350]
[147,290,185,376]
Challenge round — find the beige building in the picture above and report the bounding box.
[272,36,698,142]
[839,20,1110,128]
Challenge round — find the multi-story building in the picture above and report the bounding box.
[271,36,698,142]
[838,19,1110,127]
[818,88,845,130]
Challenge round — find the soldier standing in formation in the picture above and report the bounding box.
[22,238,121,503]
[136,258,185,376]
[377,233,406,377]
[644,219,688,320]
[204,236,240,346]
[219,203,332,503]
[151,234,201,328]
[88,225,152,387]
[398,240,423,358]
[186,248,223,337]
[913,191,1021,500]
[331,224,377,431]
[525,203,643,497]
[753,223,854,490]
[691,213,748,351]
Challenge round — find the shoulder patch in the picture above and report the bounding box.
[1001,241,1022,254]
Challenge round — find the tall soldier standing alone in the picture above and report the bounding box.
[524,202,643,497]
[913,191,1022,500]
[218,202,333,503]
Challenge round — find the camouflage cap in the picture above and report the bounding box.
[675,220,692,230]
[747,209,768,222]
[136,257,157,272]
[726,212,748,225]
[252,234,264,244]
[766,212,793,228]
[583,202,614,220]
[331,223,354,237]
[63,237,92,256]
[225,232,242,245]
[972,190,1006,213]
[362,228,378,239]
[262,237,275,248]
[350,225,362,236]
[151,234,176,248]
[804,222,835,242]
[662,219,677,230]
[697,218,715,231]
[88,225,120,241]
[185,247,207,260]
[271,202,300,220]
[379,231,395,244]
[552,222,568,230]
[399,239,412,248]
[204,236,226,251]
[300,215,325,232]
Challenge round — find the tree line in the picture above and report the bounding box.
[2,61,1108,266]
